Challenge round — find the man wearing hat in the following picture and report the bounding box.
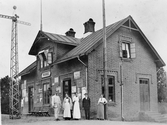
[51,91,61,121]
[82,93,91,120]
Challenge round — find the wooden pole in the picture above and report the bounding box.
[102,0,108,119]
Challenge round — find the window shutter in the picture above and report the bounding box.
[130,43,136,58]
[47,52,52,64]
[119,41,122,57]
[38,54,43,61]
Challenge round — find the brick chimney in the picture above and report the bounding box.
[65,28,76,37]
[83,18,95,34]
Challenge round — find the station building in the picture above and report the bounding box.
[18,15,165,120]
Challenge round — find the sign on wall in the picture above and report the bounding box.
[72,86,76,93]
[76,79,83,87]
[42,71,51,78]
[54,77,59,83]
[53,77,59,86]
[56,86,61,93]
[74,71,80,79]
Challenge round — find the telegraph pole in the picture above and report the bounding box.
[102,0,108,119]
[0,6,30,119]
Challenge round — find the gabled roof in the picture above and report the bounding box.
[29,31,80,55]
[55,17,126,64]
[56,15,165,67]
[18,61,36,77]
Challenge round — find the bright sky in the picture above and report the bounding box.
[0,0,167,78]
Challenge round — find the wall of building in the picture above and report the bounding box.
[88,27,158,120]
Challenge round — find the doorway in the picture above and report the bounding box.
[139,78,150,111]
[63,79,72,98]
[28,86,34,113]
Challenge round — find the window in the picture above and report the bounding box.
[43,83,50,104]
[119,36,136,59]
[101,75,115,102]
[108,76,115,102]
[38,49,53,69]
[122,42,130,58]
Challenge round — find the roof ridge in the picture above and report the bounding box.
[42,30,80,40]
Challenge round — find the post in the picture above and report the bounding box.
[120,63,124,121]
[102,0,108,119]
[40,0,43,31]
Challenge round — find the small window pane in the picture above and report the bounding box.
[122,43,126,50]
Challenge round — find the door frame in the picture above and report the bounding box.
[137,74,151,112]
[28,85,34,113]
[63,78,72,98]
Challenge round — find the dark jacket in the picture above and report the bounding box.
[82,97,90,109]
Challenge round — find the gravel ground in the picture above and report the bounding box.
[1,114,167,125]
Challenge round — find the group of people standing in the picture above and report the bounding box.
[51,92,91,121]
[51,91,107,121]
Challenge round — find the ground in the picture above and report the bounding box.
[1,115,167,125]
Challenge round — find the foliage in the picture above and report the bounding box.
[157,67,167,102]
[1,76,10,114]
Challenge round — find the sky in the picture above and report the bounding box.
[0,0,167,78]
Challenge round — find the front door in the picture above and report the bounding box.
[140,78,150,111]
[63,79,72,98]
[28,86,34,113]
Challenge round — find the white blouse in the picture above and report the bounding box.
[98,97,107,104]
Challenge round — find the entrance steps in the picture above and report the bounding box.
[142,111,167,123]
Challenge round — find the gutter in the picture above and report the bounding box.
[120,62,124,121]
[77,56,88,93]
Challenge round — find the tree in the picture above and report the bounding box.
[157,67,167,102]
[0,76,10,114]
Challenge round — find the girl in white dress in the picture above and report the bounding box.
[63,93,72,120]
[97,94,107,120]
[73,93,81,120]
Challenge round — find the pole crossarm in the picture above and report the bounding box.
[0,14,31,26]
[0,14,13,19]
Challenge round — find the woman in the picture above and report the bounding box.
[97,94,107,120]
[73,93,81,120]
[63,93,72,120]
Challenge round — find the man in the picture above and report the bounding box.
[51,91,61,121]
[82,93,91,120]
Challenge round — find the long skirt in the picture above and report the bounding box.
[97,103,104,119]
[54,107,60,119]
[63,102,71,118]
[73,101,81,119]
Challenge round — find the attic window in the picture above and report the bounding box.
[38,49,53,68]
[119,35,136,59]
[122,42,130,58]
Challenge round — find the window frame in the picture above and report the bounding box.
[43,83,50,105]
[122,42,131,59]
[38,48,53,69]
[101,75,116,102]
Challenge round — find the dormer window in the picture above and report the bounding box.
[38,49,53,69]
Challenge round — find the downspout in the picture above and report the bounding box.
[120,63,124,121]
[77,56,88,92]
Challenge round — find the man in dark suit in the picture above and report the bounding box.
[82,93,91,120]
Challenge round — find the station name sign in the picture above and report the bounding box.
[42,71,51,78]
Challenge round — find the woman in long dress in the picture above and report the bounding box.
[63,93,72,120]
[97,94,107,120]
[73,93,81,120]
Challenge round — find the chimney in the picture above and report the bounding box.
[83,18,95,34]
[65,28,76,37]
